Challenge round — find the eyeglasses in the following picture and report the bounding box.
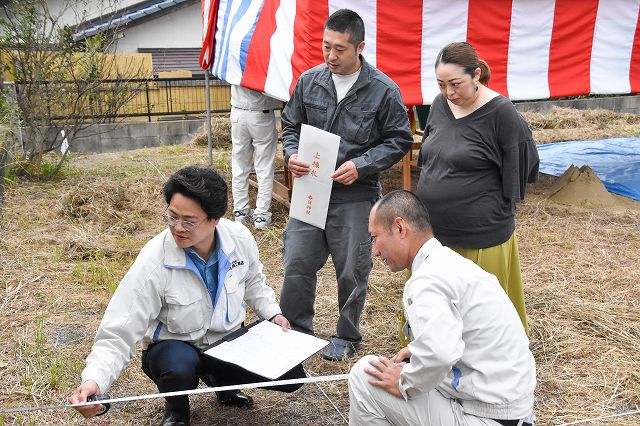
[162,211,206,232]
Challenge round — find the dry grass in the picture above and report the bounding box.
[522,107,640,143]
[1,108,640,425]
[191,114,233,149]
[517,176,640,425]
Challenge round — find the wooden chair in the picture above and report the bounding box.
[399,132,423,190]
[396,107,423,190]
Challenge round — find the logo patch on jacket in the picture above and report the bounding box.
[230,260,245,270]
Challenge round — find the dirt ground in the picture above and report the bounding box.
[1,107,639,425]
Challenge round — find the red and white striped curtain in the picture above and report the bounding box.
[199,0,219,69]
[203,0,640,105]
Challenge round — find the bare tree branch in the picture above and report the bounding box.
[1,0,147,178]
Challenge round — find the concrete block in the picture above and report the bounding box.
[74,136,104,153]
[128,122,158,139]
[105,137,140,152]
[515,95,640,115]
[188,119,206,134]
[159,121,187,137]
[136,136,161,149]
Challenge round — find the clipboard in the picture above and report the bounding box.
[203,320,329,380]
[205,320,258,348]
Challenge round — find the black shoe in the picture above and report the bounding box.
[160,403,190,426]
[200,372,216,388]
[216,390,254,408]
[321,336,360,361]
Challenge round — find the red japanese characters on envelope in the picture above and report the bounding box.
[289,124,340,229]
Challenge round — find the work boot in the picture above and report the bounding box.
[201,372,253,409]
[321,336,360,361]
[216,390,254,408]
[160,401,190,426]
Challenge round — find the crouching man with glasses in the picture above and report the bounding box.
[69,166,304,426]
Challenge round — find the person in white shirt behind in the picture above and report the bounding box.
[229,85,282,229]
[349,190,536,426]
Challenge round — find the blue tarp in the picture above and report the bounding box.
[537,137,640,201]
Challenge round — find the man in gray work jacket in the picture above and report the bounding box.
[280,9,413,361]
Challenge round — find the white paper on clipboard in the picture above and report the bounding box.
[203,321,329,380]
[289,124,340,229]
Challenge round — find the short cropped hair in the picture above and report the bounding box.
[325,9,365,47]
[374,190,432,233]
[163,166,228,220]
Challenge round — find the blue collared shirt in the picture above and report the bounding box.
[184,245,219,306]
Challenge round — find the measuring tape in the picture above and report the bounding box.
[0,374,350,415]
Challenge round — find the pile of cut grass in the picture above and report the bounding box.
[522,107,640,143]
[191,114,232,149]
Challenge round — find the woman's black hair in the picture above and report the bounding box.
[435,41,491,84]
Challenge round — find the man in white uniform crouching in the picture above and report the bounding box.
[349,190,536,426]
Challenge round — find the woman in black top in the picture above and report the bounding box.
[417,42,538,332]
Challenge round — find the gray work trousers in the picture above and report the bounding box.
[280,200,374,341]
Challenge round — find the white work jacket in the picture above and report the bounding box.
[400,238,536,420]
[81,219,281,393]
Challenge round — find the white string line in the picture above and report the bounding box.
[144,158,166,181]
[7,372,636,424]
[558,409,640,425]
[305,368,349,425]
[0,374,350,414]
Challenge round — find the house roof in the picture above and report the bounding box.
[73,0,198,41]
